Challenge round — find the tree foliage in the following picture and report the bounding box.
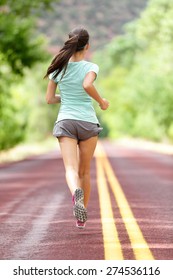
[95,0,173,142]
[0,0,59,150]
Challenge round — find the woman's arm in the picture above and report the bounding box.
[83,72,109,110]
[46,80,61,104]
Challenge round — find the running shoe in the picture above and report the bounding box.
[73,188,87,222]
[76,220,86,229]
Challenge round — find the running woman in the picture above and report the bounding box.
[44,27,109,229]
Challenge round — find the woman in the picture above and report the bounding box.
[44,27,109,229]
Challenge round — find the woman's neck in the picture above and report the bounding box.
[70,51,86,62]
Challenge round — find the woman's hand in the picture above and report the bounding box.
[99,98,109,110]
[55,94,61,103]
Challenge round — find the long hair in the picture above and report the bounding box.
[44,27,89,79]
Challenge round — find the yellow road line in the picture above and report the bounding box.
[96,142,154,260]
[96,152,124,260]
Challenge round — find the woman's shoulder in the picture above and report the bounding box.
[83,60,98,67]
[82,60,99,71]
[82,61,99,75]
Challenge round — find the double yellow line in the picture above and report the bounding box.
[95,142,154,260]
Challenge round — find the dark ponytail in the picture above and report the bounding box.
[44,27,89,79]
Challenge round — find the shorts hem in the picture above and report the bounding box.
[53,134,77,141]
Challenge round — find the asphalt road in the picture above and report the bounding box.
[0,140,172,260]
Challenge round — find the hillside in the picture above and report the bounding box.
[38,0,148,53]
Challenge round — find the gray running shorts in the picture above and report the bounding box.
[53,119,103,141]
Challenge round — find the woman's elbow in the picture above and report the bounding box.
[83,82,92,91]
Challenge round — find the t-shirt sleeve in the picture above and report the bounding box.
[86,63,99,78]
[48,71,60,83]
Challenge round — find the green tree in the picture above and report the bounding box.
[0,0,59,150]
[95,0,173,142]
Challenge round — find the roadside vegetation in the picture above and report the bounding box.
[0,0,172,154]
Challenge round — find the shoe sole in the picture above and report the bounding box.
[74,188,84,202]
[73,188,87,222]
[74,203,87,222]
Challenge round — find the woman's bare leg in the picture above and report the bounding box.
[58,136,88,223]
[78,136,98,207]
[58,137,79,194]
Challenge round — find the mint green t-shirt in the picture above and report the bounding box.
[49,60,99,123]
